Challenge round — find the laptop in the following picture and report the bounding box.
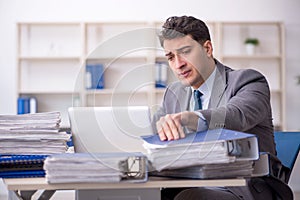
[68,106,154,154]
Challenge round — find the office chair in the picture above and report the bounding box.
[274,131,300,183]
[252,132,300,200]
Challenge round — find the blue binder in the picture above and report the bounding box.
[0,155,48,178]
[155,62,168,88]
[0,170,45,178]
[86,64,105,89]
[17,97,30,114]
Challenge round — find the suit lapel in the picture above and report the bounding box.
[209,61,227,109]
[180,85,192,111]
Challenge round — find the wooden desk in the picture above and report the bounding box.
[4,177,245,190]
[4,177,246,200]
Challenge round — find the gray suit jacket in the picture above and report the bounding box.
[153,59,276,154]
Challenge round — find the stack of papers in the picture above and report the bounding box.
[142,129,259,178]
[44,152,148,183]
[145,141,235,171]
[0,112,70,155]
[150,160,254,179]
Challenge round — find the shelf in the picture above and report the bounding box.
[16,21,285,130]
[219,21,285,130]
[220,21,282,26]
[85,88,168,97]
[19,90,80,94]
[19,56,82,60]
[270,89,282,94]
[85,22,155,57]
[86,55,149,61]
[221,55,281,59]
[18,22,81,26]
[85,89,150,95]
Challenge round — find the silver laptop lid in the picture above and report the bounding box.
[68,106,153,154]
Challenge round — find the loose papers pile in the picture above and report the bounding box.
[0,111,70,155]
[142,129,259,179]
[44,153,148,183]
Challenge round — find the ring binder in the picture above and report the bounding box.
[44,152,148,183]
[0,155,48,178]
[142,129,259,172]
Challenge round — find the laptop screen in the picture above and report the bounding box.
[68,106,154,154]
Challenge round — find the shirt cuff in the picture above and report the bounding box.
[194,111,208,132]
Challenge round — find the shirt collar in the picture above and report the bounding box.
[191,66,217,97]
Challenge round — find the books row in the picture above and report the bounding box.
[17,97,37,114]
[155,62,168,88]
[86,64,105,89]
[85,62,169,90]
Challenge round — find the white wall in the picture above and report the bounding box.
[1,0,300,128]
[0,0,300,194]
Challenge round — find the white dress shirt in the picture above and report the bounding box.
[189,66,217,132]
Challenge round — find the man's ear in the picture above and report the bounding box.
[203,40,213,56]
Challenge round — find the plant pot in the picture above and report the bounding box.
[245,44,256,55]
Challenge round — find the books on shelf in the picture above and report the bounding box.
[155,62,168,88]
[0,111,70,155]
[86,63,105,89]
[0,154,48,178]
[142,129,259,178]
[17,97,37,114]
[44,152,148,183]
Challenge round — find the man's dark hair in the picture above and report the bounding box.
[159,16,211,47]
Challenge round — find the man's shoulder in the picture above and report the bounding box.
[216,60,266,84]
[230,68,263,76]
[228,68,265,80]
[225,67,269,91]
[216,59,264,78]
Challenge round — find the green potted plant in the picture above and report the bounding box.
[244,38,259,55]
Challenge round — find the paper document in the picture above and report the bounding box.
[44,152,148,183]
[0,111,70,155]
[142,129,259,172]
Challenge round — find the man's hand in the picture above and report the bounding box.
[156,111,199,141]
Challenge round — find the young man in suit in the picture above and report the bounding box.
[153,16,291,200]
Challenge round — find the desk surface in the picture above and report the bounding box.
[4,177,246,191]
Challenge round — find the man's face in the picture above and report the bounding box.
[163,35,213,89]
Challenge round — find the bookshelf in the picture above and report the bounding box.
[217,22,285,130]
[16,23,83,126]
[16,21,286,130]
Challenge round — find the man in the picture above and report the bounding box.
[153,16,290,200]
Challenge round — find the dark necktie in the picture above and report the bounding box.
[194,90,203,110]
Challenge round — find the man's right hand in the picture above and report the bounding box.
[156,111,199,141]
